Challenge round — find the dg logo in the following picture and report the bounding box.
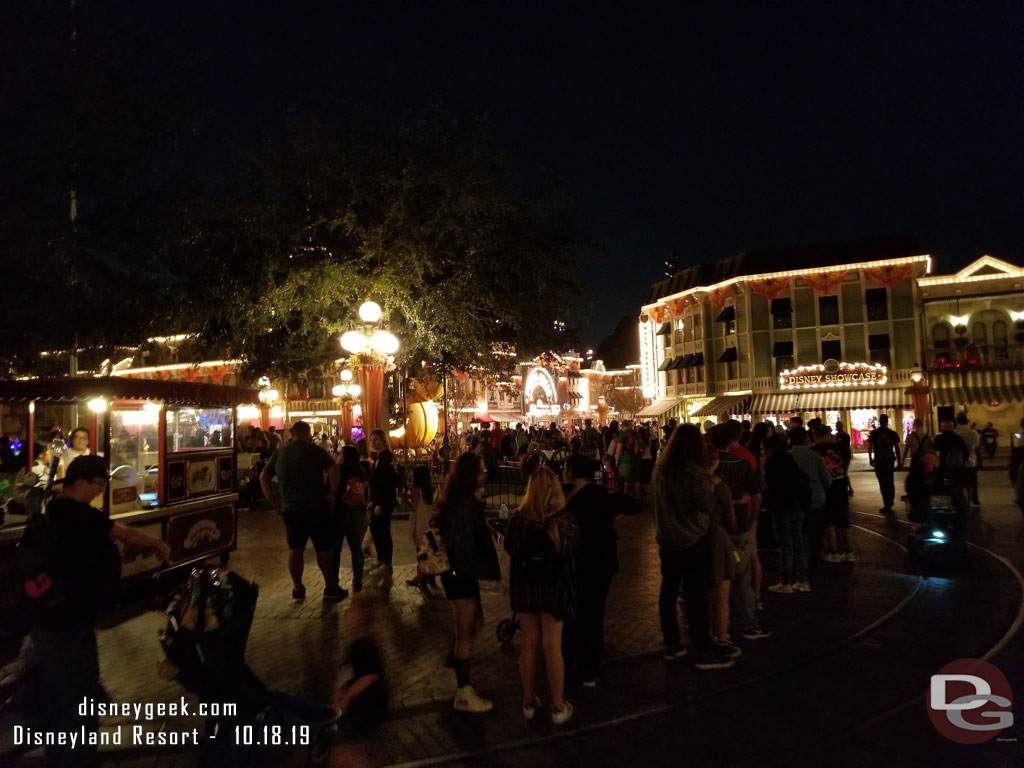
[928,658,1014,744]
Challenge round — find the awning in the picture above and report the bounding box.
[692,395,751,418]
[750,387,912,414]
[690,352,705,366]
[656,322,672,336]
[718,347,738,363]
[636,397,684,417]
[658,357,675,371]
[715,306,736,323]
[930,370,1024,405]
[0,376,258,407]
[486,410,525,423]
[671,355,692,369]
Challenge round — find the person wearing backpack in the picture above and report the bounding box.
[505,465,580,725]
[867,413,901,516]
[27,455,169,768]
[933,419,970,500]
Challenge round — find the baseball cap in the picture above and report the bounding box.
[64,455,111,485]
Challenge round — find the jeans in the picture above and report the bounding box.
[730,532,758,633]
[773,508,807,583]
[32,628,101,768]
[369,505,394,566]
[803,505,826,577]
[337,504,367,587]
[658,546,711,652]
[875,460,896,510]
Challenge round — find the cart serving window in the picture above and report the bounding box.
[0,378,258,577]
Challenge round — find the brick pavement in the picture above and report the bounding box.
[5,454,1023,766]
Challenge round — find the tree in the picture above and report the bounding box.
[606,386,645,419]
[173,113,592,383]
[595,315,641,369]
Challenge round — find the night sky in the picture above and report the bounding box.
[16,1,1024,345]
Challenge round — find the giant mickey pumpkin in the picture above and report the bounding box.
[403,377,442,447]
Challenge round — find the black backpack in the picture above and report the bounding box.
[511,523,560,588]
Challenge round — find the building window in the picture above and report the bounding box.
[868,333,891,369]
[993,320,1008,346]
[771,298,792,329]
[972,321,988,347]
[727,360,739,380]
[772,340,794,377]
[821,340,842,361]
[716,305,736,336]
[818,295,839,326]
[865,288,888,321]
[932,323,951,349]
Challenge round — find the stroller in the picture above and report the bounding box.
[158,568,341,766]
[486,518,520,646]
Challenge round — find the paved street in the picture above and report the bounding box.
[5,454,1024,767]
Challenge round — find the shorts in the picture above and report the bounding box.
[282,502,337,551]
[704,524,735,584]
[441,572,480,600]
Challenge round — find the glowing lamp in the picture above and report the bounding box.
[341,331,367,354]
[347,383,361,397]
[340,368,353,382]
[358,301,382,324]
[332,385,345,397]
[370,330,399,355]
[88,398,107,413]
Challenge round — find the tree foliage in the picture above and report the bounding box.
[172,113,592,382]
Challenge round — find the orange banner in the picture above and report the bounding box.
[749,276,792,301]
[802,270,847,294]
[647,305,667,324]
[864,263,912,288]
[707,284,735,308]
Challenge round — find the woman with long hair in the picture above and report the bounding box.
[435,452,500,713]
[651,424,734,669]
[505,465,579,724]
[335,445,369,593]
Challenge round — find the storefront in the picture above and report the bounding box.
[0,377,257,577]
[750,362,913,448]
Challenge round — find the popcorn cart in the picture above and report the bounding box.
[0,377,258,577]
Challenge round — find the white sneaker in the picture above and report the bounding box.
[842,551,857,562]
[768,582,793,594]
[792,581,811,593]
[551,701,574,725]
[822,553,841,563]
[453,685,493,713]
[522,696,541,720]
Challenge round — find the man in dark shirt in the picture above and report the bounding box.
[933,419,970,487]
[867,414,901,515]
[260,420,342,602]
[33,455,169,768]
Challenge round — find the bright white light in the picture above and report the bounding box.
[341,331,367,354]
[931,530,946,540]
[348,384,361,398]
[269,405,282,418]
[340,368,353,382]
[265,389,279,402]
[950,315,969,328]
[332,385,345,397]
[370,330,399,355]
[88,398,107,413]
[237,406,260,419]
[143,402,162,412]
[358,301,382,323]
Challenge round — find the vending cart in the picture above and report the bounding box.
[0,377,259,577]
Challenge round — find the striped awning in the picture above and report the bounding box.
[750,387,912,414]
[692,395,752,418]
[929,370,1024,406]
[636,397,684,417]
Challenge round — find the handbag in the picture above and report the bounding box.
[416,525,450,576]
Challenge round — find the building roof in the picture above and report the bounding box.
[648,233,923,303]
[0,377,259,406]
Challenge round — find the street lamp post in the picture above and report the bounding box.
[332,369,361,445]
[340,301,399,439]
[905,362,931,432]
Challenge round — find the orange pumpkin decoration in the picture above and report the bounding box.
[404,400,439,447]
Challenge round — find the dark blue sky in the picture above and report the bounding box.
[57,1,1024,343]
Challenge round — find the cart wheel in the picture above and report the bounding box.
[496,618,517,644]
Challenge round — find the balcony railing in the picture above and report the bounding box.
[928,344,1024,370]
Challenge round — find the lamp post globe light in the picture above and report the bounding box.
[340,300,399,438]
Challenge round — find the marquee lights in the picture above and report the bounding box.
[918,256,1024,287]
[642,254,931,316]
[779,361,888,390]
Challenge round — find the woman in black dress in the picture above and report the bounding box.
[368,449,397,574]
[505,465,579,725]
